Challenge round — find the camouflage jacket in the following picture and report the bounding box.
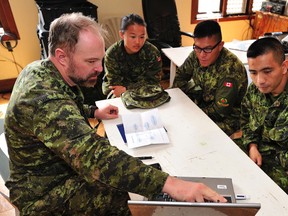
[173,48,248,135]
[102,40,162,95]
[4,60,168,212]
[241,82,288,169]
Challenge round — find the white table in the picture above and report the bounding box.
[97,88,288,216]
[161,40,254,88]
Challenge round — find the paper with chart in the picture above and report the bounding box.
[121,108,169,148]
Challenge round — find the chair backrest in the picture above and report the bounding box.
[102,17,122,49]
[142,0,182,47]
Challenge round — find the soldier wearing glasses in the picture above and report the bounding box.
[173,20,248,138]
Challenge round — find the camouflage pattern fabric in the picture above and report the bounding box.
[4,59,169,215]
[173,47,248,136]
[102,40,162,96]
[241,83,288,193]
[121,81,170,109]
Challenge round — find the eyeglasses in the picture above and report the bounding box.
[193,40,222,53]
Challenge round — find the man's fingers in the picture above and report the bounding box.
[205,193,227,203]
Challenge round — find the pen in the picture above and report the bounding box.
[163,127,168,132]
[136,156,153,160]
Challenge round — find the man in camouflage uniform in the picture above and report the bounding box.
[173,20,248,137]
[241,37,288,193]
[4,13,226,215]
[102,14,162,98]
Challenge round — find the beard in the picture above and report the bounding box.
[67,61,99,88]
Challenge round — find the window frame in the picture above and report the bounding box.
[191,0,255,24]
[0,0,20,40]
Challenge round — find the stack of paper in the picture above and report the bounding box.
[226,39,255,52]
[121,109,169,148]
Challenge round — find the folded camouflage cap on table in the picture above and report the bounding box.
[121,82,171,109]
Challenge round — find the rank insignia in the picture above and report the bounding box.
[273,100,280,107]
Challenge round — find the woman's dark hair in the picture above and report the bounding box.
[120,14,146,33]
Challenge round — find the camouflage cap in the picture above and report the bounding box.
[121,84,171,109]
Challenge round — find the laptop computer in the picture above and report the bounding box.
[128,176,261,216]
[170,177,237,203]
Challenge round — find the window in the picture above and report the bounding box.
[191,0,263,23]
[0,0,20,40]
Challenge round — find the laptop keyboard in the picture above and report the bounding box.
[153,193,176,202]
[153,193,232,203]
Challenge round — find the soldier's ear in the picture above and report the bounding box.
[218,41,224,50]
[119,30,124,39]
[282,59,288,75]
[55,48,68,66]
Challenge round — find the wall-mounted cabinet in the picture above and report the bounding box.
[252,11,288,39]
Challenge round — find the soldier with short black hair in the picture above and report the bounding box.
[173,20,248,137]
[4,13,226,215]
[241,37,288,193]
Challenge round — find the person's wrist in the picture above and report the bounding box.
[162,176,176,194]
[248,143,258,153]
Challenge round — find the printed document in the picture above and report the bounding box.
[121,108,169,148]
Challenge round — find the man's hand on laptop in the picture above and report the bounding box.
[162,176,227,203]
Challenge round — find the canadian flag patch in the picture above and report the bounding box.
[224,82,233,88]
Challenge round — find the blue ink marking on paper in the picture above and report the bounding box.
[151,115,157,125]
[144,122,150,130]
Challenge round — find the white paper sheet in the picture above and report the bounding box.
[121,109,169,148]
